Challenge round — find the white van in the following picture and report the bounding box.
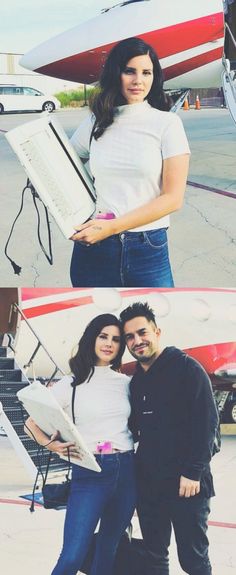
[0,85,61,113]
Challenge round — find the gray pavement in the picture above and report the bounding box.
[0,107,236,287]
[0,434,235,574]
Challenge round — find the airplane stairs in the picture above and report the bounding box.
[223,23,236,124]
[0,343,68,480]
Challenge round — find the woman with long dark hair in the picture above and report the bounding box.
[24,314,136,575]
[70,36,190,287]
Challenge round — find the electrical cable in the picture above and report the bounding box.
[4,178,53,275]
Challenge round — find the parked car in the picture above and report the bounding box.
[0,85,61,113]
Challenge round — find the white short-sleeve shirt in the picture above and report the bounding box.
[71,100,190,232]
[51,366,133,452]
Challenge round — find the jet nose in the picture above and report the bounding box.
[20,47,108,84]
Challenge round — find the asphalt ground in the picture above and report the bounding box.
[0,107,236,287]
[0,433,235,574]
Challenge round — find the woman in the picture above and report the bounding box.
[24,314,136,575]
[70,36,190,287]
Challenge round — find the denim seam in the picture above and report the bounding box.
[119,235,125,286]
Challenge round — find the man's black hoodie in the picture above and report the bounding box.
[129,347,219,496]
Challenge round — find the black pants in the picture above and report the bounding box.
[137,488,212,575]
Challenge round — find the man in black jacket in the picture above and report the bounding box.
[120,302,219,575]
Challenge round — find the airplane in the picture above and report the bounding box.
[0,286,236,392]
[0,287,235,479]
[19,0,236,119]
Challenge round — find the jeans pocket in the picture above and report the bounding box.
[144,228,168,249]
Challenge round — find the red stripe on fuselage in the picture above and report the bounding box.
[23,295,93,319]
[21,288,83,301]
[163,46,223,81]
[35,13,224,83]
[122,344,236,377]
[140,12,224,59]
[21,288,236,318]
[185,342,236,374]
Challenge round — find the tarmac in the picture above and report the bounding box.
[0,432,236,574]
[0,107,236,287]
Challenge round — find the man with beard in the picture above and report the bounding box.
[120,302,219,575]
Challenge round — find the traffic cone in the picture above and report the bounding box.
[183,98,189,111]
[195,95,201,110]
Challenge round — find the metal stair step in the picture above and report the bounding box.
[0,358,15,369]
[8,421,26,435]
[0,381,28,394]
[0,347,7,357]
[2,406,28,424]
[18,435,43,451]
[0,395,20,409]
[0,369,22,381]
[0,346,67,476]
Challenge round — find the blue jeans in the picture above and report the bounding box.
[70,228,174,287]
[51,451,136,575]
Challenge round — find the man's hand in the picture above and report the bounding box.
[179,475,200,498]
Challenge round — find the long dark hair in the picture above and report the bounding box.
[69,314,125,386]
[90,36,171,140]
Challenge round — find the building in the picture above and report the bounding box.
[0,52,82,95]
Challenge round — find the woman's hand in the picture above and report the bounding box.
[24,419,82,460]
[46,431,82,459]
[70,153,189,242]
[70,219,116,244]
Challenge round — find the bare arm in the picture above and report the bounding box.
[24,416,81,459]
[71,153,189,243]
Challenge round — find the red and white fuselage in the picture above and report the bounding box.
[20,0,225,88]
[11,287,236,380]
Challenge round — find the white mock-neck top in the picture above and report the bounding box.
[71,101,190,232]
[51,366,133,452]
[115,100,150,115]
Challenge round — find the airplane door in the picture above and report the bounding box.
[0,288,19,340]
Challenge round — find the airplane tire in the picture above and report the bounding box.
[0,103,4,113]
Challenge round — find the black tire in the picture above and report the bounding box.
[42,101,55,113]
[0,103,4,114]
[225,401,236,423]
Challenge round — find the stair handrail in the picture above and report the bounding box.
[225,22,236,51]
[12,303,65,382]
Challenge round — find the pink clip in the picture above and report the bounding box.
[96,441,112,453]
[96,212,116,220]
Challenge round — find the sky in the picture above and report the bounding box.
[0,0,117,54]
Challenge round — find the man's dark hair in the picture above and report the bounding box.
[120,302,157,328]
